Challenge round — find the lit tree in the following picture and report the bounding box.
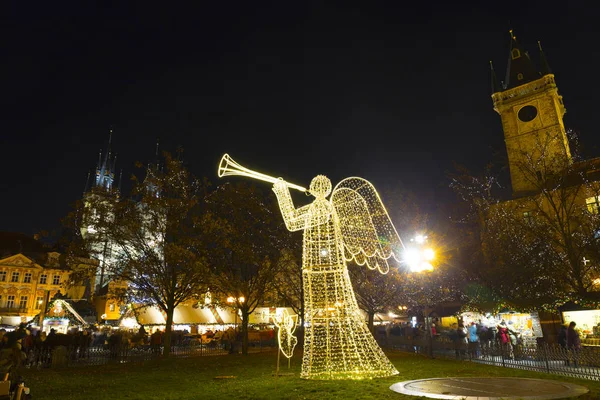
[451,132,600,310]
[200,182,294,355]
[80,153,209,356]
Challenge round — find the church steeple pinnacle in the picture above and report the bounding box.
[94,127,117,191]
[538,40,552,76]
[490,61,501,94]
[504,30,541,90]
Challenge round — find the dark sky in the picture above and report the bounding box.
[3,2,600,236]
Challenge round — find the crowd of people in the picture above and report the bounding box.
[379,317,590,367]
[557,321,581,367]
[379,319,531,360]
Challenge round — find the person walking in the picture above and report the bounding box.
[454,323,467,359]
[557,324,569,365]
[567,321,581,368]
[497,321,513,359]
[468,322,479,358]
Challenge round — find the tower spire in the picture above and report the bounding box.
[538,40,552,76]
[504,29,540,90]
[118,169,123,193]
[83,171,91,195]
[490,61,501,93]
[94,127,116,191]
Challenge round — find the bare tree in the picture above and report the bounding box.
[80,153,209,356]
[200,182,294,355]
[451,133,600,309]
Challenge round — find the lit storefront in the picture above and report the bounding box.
[454,311,543,347]
[562,309,600,346]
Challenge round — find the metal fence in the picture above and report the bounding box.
[23,337,277,369]
[379,335,600,381]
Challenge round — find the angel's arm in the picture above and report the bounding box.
[272,180,311,232]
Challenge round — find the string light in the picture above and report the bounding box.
[271,309,298,359]
[217,155,402,379]
[273,175,402,380]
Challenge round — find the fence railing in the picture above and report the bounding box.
[378,335,600,381]
[23,337,277,369]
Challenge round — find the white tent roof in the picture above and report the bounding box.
[132,304,237,325]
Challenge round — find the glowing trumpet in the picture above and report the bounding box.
[218,153,307,192]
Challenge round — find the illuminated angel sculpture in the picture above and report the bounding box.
[272,309,298,359]
[273,175,402,379]
[218,154,403,380]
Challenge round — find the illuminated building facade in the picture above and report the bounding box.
[487,32,600,324]
[0,232,94,326]
[80,129,121,294]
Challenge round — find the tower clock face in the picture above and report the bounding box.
[518,105,538,122]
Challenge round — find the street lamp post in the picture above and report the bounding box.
[226,296,245,332]
[403,234,436,358]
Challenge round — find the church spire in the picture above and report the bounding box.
[490,61,501,94]
[118,169,123,193]
[538,40,552,76]
[504,29,540,90]
[83,170,91,195]
[94,127,116,191]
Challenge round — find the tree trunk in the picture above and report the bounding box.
[368,311,375,333]
[241,310,249,355]
[163,305,174,357]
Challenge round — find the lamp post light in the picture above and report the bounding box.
[227,296,245,332]
[403,234,435,272]
[403,233,436,358]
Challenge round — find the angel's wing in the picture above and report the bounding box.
[331,177,404,274]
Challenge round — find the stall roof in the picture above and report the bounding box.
[131,305,237,326]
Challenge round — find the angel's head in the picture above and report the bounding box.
[309,175,331,198]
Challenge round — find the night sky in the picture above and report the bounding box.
[4,2,600,236]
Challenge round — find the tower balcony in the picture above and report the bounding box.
[492,74,557,110]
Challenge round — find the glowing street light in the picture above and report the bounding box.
[227,296,245,331]
[403,234,435,272]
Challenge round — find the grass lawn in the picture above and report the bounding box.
[21,351,600,400]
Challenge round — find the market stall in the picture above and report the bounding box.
[457,310,543,348]
[562,309,600,346]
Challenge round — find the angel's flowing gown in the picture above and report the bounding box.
[299,198,398,379]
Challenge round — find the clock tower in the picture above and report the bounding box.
[491,31,572,197]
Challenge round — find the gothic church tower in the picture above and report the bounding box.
[80,128,121,293]
[491,31,572,197]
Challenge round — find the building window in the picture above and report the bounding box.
[19,296,28,309]
[511,48,521,59]
[36,296,43,309]
[0,272,6,282]
[586,196,600,214]
[52,275,60,285]
[517,73,524,81]
[523,211,533,224]
[11,272,19,283]
[109,303,116,312]
[23,273,32,283]
[39,274,47,284]
[6,296,15,308]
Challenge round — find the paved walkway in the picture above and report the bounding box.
[389,377,589,399]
